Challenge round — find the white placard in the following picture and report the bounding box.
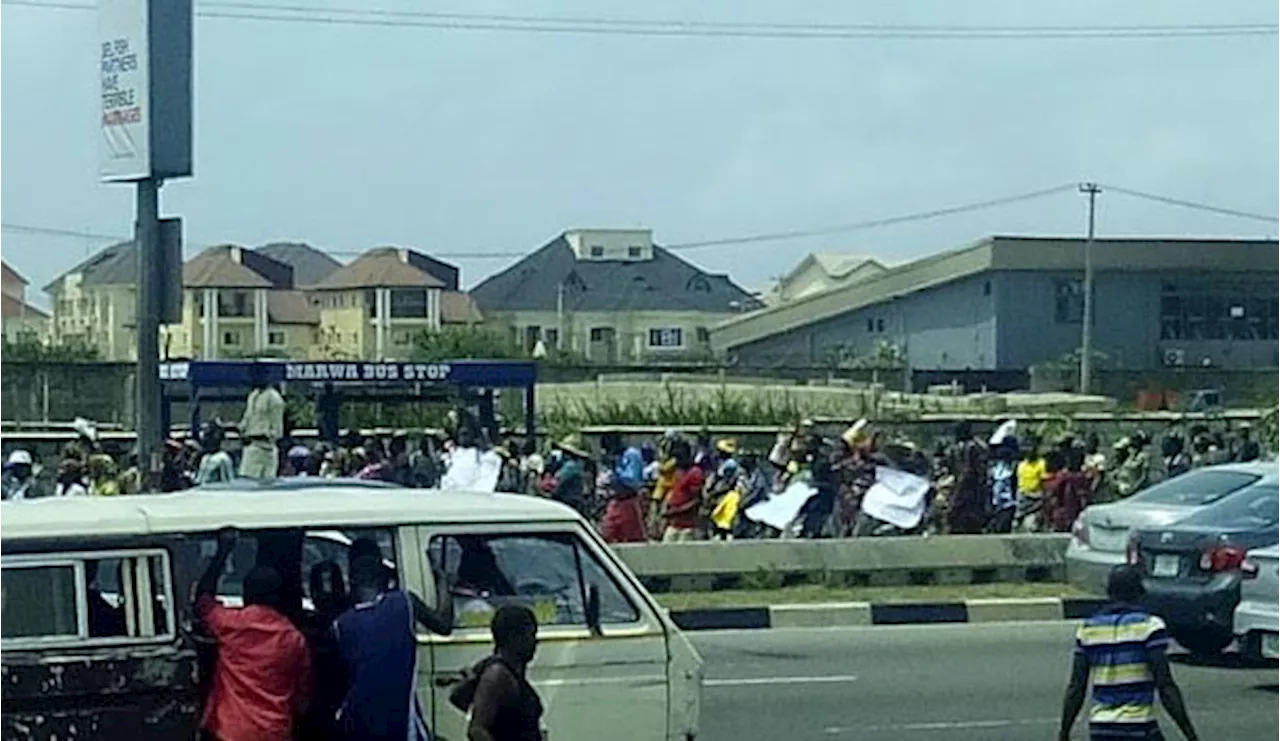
[743,480,818,531]
[441,448,503,493]
[860,466,932,530]
[99,0,151,181]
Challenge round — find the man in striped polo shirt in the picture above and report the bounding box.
[1058,565,1200,741]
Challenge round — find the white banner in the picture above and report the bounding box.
[743,480,817,531]
[440,448,503,493]
[99,0,150,181]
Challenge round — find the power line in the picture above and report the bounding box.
[4,0,1276,39]
[666,184,1078,249]
[1099,184,1280,223]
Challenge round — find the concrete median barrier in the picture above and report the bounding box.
[612,534,1071,593]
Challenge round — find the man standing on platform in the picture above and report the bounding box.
[239,362,285,480]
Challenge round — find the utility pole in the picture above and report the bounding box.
[135,178,164,486]
[1078,182,1102,395]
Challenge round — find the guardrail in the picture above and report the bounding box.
[612,534,1072,593]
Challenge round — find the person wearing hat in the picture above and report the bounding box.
[551,435,589,515]
[2,450,35,501]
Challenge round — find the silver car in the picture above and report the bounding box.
[1234,543,1280,660]
[1066,461,1279,595]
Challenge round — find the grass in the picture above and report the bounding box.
[653,581,1092,611]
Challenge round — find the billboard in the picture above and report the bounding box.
[99,0,192,182]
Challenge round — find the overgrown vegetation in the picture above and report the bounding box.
[1,336,100,363]
[412,326,521,361]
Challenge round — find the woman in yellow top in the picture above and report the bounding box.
[87,454,121,496]
[1015,441,1049,531]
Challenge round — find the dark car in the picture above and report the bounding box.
[1127,480,1279,654]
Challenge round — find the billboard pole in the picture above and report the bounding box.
[135,177,163,486]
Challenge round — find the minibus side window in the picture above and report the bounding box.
[1,551,175,647]
[1,563,80,639]
[427,533,639,630]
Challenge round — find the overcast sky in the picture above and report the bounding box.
[2,0,1277,303]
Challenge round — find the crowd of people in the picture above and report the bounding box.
[2,405,1265,545]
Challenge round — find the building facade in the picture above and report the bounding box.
[45,242,139,361]
[712,236,1279,372]
[469,228,760,363]
[1,261,50,344]
[310,247,479,360]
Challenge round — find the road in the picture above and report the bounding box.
[692,621,1278,741]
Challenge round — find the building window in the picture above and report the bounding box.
[365,289,378,318]
[983,280,992,296]
[627,246,643,259]
[648,328,683,348]
[1054,279,1084,323]
[1160,282,1277,341]
[217,291,252,318]
[696,327,711,343]
[589,327,611,343]
[268,330,286,346]
[222,330,241,346]
[589,245,605,258]
[544,328,559,348]
[389,289,429,319]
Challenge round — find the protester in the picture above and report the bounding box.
[1058,564,1200,741]
[2,450,35,501]
[332,551,453,741]
[987,433,1018,534]
[87,453,121,496]
[1047,445,1091,533]
[600,435,648,544]
[1015,429,1049,532]
[239,362,286,480]
[194,529,311,741]
[945,421,990,534]
[1161,432,1192,480]
[54,458,88,497]
[1114,432,1152,499]
[465,605,544,741]
[194,423,236,486]
[661,439,702,542]
[550,436,589,514]
[1234,423,1261,462]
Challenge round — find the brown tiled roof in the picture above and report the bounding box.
[1,294,50,320]
[184,246,274,289]
[441,291,483,324]
[310,247,447,290]
[267,290,320,325]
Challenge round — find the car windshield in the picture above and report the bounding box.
[1176,484,1279,529]
[1128,469,1261,507]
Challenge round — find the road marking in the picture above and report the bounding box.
[704,674,858,687]
[824,717,1055,734]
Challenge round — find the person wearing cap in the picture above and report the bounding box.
[238,361,285,480]
[2,450,35,501]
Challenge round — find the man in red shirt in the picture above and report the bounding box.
[661,444,704,542]
[196,529,311,741]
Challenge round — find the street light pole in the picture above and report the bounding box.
[1078,182,1102,395]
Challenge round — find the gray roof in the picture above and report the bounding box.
[254,242,343,288]
[713,234,1280,351]
[44,241,138,292]
[469,235,760,314]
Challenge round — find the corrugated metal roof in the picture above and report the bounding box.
[469,235,759,314]
[310,247,448,290]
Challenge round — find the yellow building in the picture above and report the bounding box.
[2,261,51,344]
[469,229,760,363]
[45,241,139,361]
[310,247,481,360]
[165,245,325,360]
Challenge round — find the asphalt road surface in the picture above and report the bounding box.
[692,621,1278,741]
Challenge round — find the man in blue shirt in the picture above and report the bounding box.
[333,548,454,740]
[1059,565,1199,741]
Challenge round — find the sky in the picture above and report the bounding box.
[2,0,1277,306]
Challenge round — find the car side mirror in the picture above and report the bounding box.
[585,584,602,637]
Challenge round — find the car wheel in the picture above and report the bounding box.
[1172,628,1233,656]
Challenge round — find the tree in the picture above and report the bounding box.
[412,326,521,362]
[1,336,100,363]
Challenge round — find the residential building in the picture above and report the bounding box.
[469,228,760,363]
[45,241,139,361]
[255,241,343,287]
[310,247,480,360]
[712,236,1279,372]
[165,245,324,360]
[763,252,888,305]
[1,261,51,343]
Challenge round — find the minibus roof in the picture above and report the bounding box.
[1,486,581,542]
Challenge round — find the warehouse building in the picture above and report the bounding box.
[710,235,1278,372]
